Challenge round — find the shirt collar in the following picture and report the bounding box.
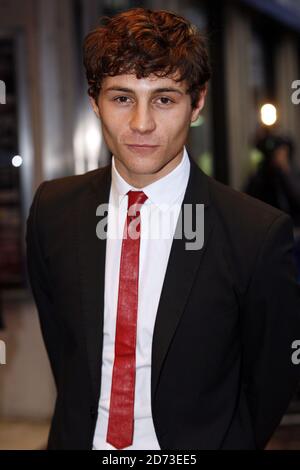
[111,146,190,211]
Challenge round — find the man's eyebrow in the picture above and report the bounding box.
[104,86,184,95]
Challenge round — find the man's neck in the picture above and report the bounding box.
[114,147,185,188]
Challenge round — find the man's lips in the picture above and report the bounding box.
[126,144,160,155]
[126,144,159,147]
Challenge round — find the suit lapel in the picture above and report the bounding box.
[151,156,215,405]
[77,164,111,402]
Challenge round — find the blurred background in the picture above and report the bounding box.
[0,0,300,450]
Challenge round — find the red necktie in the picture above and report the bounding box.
[106,189,148,449]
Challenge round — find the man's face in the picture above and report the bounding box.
[90,72,206,187]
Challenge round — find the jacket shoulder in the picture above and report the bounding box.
[203,173,294,296]
[206,173,289,230]
[31,165,110,211]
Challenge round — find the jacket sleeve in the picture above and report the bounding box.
[25,181,61,389]
[241,212,300,449]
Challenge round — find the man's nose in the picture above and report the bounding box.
[129,103,156,133]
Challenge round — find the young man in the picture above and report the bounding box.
[26,8,300,450]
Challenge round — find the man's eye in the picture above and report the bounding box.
[158,97,173,105]
[114,96,131,104]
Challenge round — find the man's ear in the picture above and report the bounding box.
[190,85,207,123]
[89,96,100,119]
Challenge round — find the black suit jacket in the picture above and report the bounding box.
[26,154,300,450]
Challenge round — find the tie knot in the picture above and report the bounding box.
[127,190,148,217]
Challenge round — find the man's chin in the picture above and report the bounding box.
[116,157,161,175]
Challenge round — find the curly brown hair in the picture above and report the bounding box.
[83,7,211,109]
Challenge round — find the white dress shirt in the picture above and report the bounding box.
[92,146,190,450]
